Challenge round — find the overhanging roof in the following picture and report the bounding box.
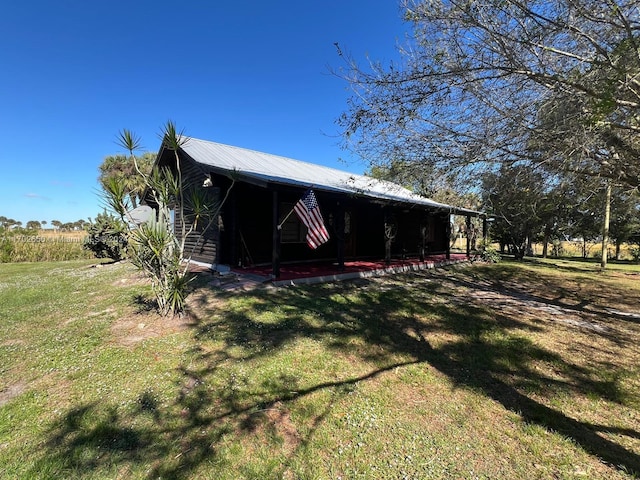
[175,137,481,216]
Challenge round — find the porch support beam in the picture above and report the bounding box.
[466,215,472,257]
[336,202,345,272]
[384,208,392,265]
[272,191,281,279]
[445,214,451,260]
[229,187,237,266]
[419,214,426,262]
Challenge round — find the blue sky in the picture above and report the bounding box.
[0,1,407,225]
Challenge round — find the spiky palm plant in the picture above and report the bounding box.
[101,121,234,316]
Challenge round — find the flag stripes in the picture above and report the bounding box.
[294,189,330,249]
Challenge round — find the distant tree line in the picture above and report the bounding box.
[0,216,91,232]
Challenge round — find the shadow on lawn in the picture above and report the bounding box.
[31,270,640,478]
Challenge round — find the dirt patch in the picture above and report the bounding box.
[0,382,27,407]
[463,288,613,333]
[246,401,301,455]
[416,266,639,336]
[110,312,193,347]
[264,401,301,452]
[111,272,149,287]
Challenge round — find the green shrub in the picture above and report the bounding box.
[477,239,501,263]
[129,213,193,316]
[83,212,128,261]
[0,234,14,262]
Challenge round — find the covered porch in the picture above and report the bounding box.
[228,252,470,287]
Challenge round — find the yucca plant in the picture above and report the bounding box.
[129,214,189,316]
[100,121,234,317]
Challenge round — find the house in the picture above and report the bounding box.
[152,136,483,278]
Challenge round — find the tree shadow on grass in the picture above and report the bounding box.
[188,278,640,474]
[30,362,418,479]
[30,269,640,478]
[479,259,640,308]
[201,278,640,473]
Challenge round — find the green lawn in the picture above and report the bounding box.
[1,258,640,479]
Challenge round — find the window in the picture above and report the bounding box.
[280,202,306,243]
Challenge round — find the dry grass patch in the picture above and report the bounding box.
[109,312,192,347]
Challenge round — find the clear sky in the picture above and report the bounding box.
[0,1,407,225]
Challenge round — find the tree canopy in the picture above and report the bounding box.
[338,0,640,190]
[98,152,156,209]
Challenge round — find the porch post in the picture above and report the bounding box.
[384,209,392,265]
[445,214,451,260]
[419,214,426,262]
[483,217,488,241]
[229,188,237,266]
[336,202,345,272]
[466,215,472,257]
[272,191,280,278]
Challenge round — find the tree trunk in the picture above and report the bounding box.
[601,181,612,270]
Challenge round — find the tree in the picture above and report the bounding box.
[26,221,41,230]
[99,152,156,209]
[0,218,20,229]
[482,164,549,259]
[337,1,640,191]
[558,175,607,258]
[367,159,480,208]
[608,187,640,259]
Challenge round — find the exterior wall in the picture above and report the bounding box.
[157,149,222,265]
[174,190,220,264]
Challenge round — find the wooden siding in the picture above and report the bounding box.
[174,154,221,265]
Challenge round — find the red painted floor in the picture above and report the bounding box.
[232,253,469,282]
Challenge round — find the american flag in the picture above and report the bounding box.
[294,189,330,249]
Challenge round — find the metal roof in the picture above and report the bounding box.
[178,137,480,216]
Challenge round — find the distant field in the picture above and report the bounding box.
[38,229,87,239]
[0,230,92,262]
[1,258,639,478]
[452,237,639,261]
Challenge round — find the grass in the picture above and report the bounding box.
[1,258,640,479]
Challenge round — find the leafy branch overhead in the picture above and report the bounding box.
[338,0,640,189]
